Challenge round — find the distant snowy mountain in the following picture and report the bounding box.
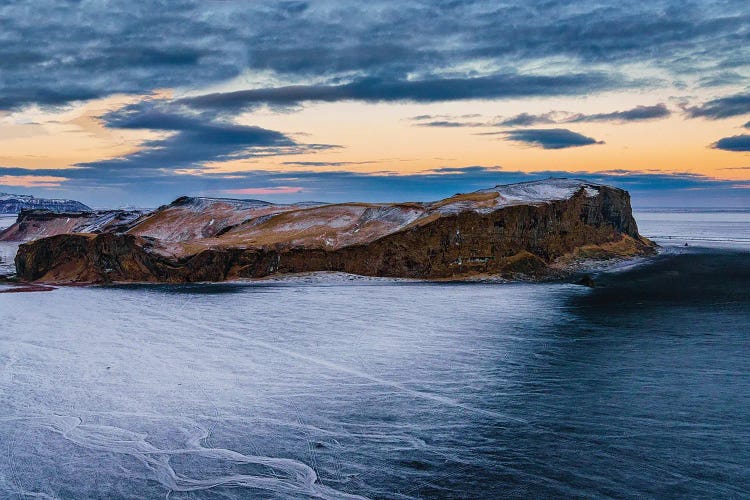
[0,193,91,214]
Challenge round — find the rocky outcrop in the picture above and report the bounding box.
[0,209,146,243]
[0,193,91,214]
[14,179,656,283]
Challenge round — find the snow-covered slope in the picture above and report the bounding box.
[432,179,602,215]
[129,197,324,242]
[0,209,146,242]
[128,178,611,250]
[485,178,601,204]
[0,193,91,214]
[3,179,608,247]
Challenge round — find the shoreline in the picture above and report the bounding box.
[1,245,746,294]
[4,240,747,292]
[1,251,662,290]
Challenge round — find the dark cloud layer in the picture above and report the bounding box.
[1,1,749,110]
[77,103,338,172]
[178,73,621,109]
[414,104,671,129]
[697,71,748,87]
[497,113,558,127]
[685,92,750,119]
[503,129,604,149]
[566,104,671,123]
[712,134,750,151]
[281,161,375,167]
[416,121,486,128]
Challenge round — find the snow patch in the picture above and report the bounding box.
[484,178,601,207]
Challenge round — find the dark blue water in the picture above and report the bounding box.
[0,211,748,498]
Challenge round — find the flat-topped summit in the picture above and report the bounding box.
[428,178,604,215]
[13,179,655,283]
[481,178,603,202]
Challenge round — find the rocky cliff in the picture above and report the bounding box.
[14,179,655,283]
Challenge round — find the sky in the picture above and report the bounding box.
[1,0,749,208]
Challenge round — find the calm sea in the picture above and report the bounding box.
[0,209,748,498]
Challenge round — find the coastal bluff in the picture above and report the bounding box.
[12,179,655,283]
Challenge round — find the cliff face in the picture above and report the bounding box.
[15,179,655,283]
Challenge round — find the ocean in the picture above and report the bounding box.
[0,209,748,498]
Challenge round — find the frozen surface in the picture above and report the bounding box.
[0,216,18,275]
[2,242,750,497]
[0,215,15,231]
[635,208,750,249]
[0,211,749,498]
[0,242,19,276]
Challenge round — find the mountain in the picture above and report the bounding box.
[12,179,656,283]
[0,193,91,214]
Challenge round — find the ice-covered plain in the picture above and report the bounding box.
[0,209,749,498]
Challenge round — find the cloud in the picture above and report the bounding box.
[502,128,604,149]
[566,104,671,123]
[497,112,558,127]
[76,102,337,171]
[711,134,750,152]
[0,0,748,111]
[0,1,748,112]
[415,120,486,128]
[410,112,553,128]
[0,175,68,187]
[178,72,623,109]
[223,186,304,195]
[697,72,748,87]
[281,161,375,167]
[412,105,671,129]
[685,93,750,119]
[409,114,482,121]
[500,104,670,127]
